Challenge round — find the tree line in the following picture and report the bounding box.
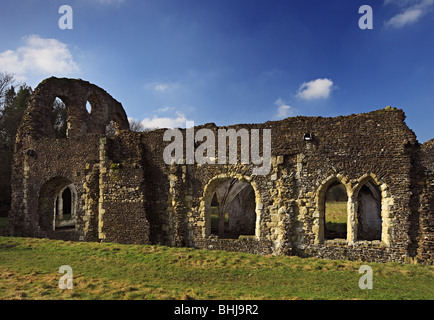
[0,72,31,217]
[0,72,68,217]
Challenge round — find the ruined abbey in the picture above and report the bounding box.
[6,77,434,265]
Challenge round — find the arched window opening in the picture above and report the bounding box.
[208,178,256,239]
[324,181,348,240]
[357,182,382,241]
[51,97,67,139]
[54,184,77,230]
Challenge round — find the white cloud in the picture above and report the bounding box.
[274,98,294,118]
[140,111,191,129]
[0,35,79,81]
[157,106,176,113]
[154,83,170,92]
[0,50,25,77]
[385,8,424,27]
[296,78,334,100]
[144,81,181,93]
[385,0,434,28]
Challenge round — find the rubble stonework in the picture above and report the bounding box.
[7,77,434,264]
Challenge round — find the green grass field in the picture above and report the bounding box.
[0,236,433,300]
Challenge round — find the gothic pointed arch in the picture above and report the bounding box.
[314,174,351,243]
[202,174,261,239]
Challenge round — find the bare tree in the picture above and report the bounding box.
[0,72,14,107]
[129,118,144,132]
[104,119,144,137]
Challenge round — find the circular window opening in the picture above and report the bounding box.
[86,101,92,114]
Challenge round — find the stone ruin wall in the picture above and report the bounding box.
[6,77,433,265]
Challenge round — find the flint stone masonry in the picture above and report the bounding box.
[7,77,433,265]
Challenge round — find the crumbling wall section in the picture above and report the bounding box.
[160,108,424,262]
[7,135,101,241]
[18,77,129,139]
[8,77,134,243]
[97,132,150,245]
[7,77,433,264]
[275,109,418,263]
[416,140,434,264]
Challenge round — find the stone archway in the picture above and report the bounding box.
[202,175,261,239]
[54,184,77,230]
[38,177,77,232]
[352,174,393,245]
[314,174,352,244]
[324,181,348,240]
[356,181,382,240]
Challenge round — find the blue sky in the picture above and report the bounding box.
[0,0,433,142]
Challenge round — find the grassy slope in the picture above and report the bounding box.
[0,236,433,300]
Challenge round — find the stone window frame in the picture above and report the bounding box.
[53,183,78,230]
[314,174,352,244]
[352,174,393,246]
[314,173,392,247]
[200,174,263,239]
